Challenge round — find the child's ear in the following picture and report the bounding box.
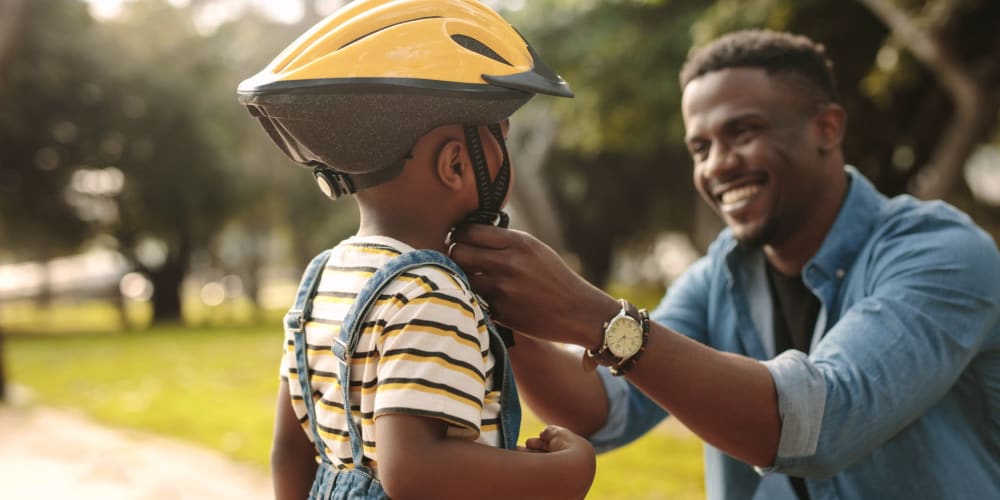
[436,139,468,191]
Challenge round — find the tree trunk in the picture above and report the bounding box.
[0,0,25,95]
[149,237,191,325]
[574,235,615,289]
[857,0,1000,201]
[150,267,184,324]
[911,89,999,199]
[693,199,725,254]
[242,224,268,322]
[113,283,132,331]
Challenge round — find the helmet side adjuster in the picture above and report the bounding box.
[313,166,356,200]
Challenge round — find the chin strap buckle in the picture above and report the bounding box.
[463,209,510,228]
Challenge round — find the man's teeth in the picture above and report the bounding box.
[720,184,762,205]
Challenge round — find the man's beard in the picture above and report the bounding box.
[731,215,779,249]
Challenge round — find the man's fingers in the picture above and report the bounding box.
[448,239,506,276]
[448,223,515,250]
[464,271,501,298]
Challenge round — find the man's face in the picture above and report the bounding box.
[682,67,828,247]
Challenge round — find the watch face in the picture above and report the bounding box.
[606,316,642,358]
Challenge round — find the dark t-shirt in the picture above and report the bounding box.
[766,263,820,354]
[766,262,820,500]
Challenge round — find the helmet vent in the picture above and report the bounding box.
[451,34,512,66]
[338,16,443,50]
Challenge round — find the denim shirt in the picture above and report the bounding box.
[590,167,1000,500]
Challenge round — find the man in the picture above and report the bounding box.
[447,30,1000,499]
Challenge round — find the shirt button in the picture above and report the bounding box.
[836,268,846,279]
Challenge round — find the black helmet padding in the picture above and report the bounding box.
[240,79,531,175]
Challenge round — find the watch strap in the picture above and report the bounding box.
[585,299,643,367]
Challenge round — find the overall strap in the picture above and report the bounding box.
[333,249,471,469]
[334,249,521,457]
[284,249,335,465]
[332,249,471,363]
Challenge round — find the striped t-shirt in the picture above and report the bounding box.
[279,235,502,473]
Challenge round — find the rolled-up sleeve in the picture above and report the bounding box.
[762,218,1000,479]
[587,367,669,453]
[761,351,827,461]
[587,368,634,452]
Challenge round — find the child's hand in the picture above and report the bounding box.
[524,425,596,497]
[524,425,590,454]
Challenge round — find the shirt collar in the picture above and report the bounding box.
[723,166,886,282]
[804,166,885,282]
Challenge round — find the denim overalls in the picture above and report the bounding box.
[284,248,521,499]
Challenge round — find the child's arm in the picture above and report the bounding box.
[376,414,596,500]
[271,379,318,500]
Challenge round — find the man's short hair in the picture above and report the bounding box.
[679,29,839,103]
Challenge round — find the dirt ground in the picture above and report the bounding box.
[0,386,272,500]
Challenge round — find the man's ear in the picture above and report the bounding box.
[436,138,468,191]
[815,103,846,155]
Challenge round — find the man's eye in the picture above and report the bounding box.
[689,143,709,160]
[733,124,761,142]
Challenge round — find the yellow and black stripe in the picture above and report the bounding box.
[279,235,501,475]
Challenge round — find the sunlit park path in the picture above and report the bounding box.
[0,397,272,500]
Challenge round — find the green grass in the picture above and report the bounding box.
[5,325,280,464]
[2,308,704,499]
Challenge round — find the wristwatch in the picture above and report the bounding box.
[585,299,650,375]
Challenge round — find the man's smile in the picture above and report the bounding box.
[720,182,763,206]
[711,175,769,213]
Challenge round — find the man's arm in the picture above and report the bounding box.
[449,224,781,467]
[761,221,1000,478]
[507,335,608,437]
[271,379,318,500]
[626,322,781,466]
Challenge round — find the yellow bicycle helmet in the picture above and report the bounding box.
[237,0,572,203]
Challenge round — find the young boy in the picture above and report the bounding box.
[237,1,595,499]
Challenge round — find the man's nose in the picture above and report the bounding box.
[703,143,740,180]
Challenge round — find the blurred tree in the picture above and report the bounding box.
[0,0,95,265]
[0,0,26,403]
[0,0,25,94]
[506,0,998,286]
[0,0,247,324]
[212,7,362,307]
[858,0,1000,202]
[87,1,258,324]
[505,0,716,284]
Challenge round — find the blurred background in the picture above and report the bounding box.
[1,0,998,498]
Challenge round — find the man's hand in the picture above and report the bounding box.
[447,224,617,347]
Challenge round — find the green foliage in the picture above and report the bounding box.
[503,0,1000,285]
[0,1,362,322]
[0,0,98,258]
[505,1,711,284]
[512,0,705,155]
[213,10,364,271]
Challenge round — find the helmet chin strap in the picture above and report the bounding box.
[460,123,516,348]
[461,123,511,228]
